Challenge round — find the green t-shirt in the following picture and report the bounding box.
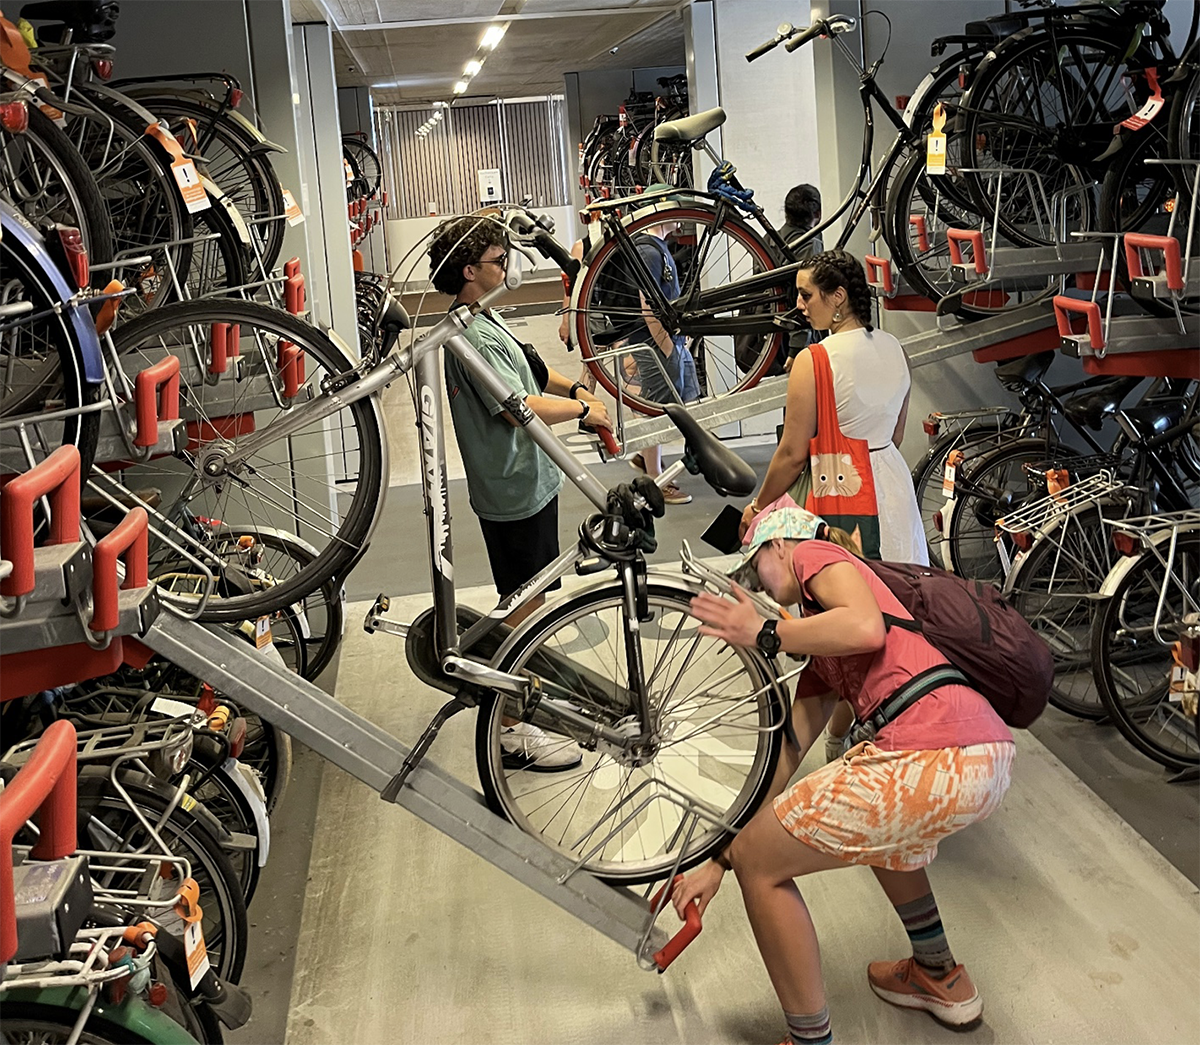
[444,310,564,522]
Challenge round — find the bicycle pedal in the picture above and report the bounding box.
[363,593,410,638]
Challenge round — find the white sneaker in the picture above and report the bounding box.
[500,722,584,772]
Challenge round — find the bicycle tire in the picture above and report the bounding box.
[77,769,249,983]
[1167,41,1200,205]
[342,136,382,197]
[1092,530,1200,770]
[1003,502,1122,720]
[0,223,101,479]
[188,193,251,300]
[573,203,787,416]
[184,751,264,905]
[475,580,785,884]
[944,438,1069,582]
[109,299,384,623]
[0,1001,192,1044]
[886,144,1070,318]
[961,27,1138,247]
[2,104,115,271]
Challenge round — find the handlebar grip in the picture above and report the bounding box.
[746,36,781,61]
[534,229,580,281]
[649,874,703,972]
[784,21,826,52]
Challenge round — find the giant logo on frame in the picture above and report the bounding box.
[420,384,452,580]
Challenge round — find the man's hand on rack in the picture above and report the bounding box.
[580,397,612,431]
[672,859,726,920]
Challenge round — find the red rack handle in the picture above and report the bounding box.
[0,444,81,598]
[946,228,988,274]
[864,255,895,295]
[0,719,78,964]
[649,874,703,972]
[278,342,305,398]
[285,274,306,316]
[89,507,149,632]
[135,355,181,448]
[908,215,929,253]
[1124,233,1183,292]
[227,323,240,358]
[208,322,229,376]
[1053,295,1104,351]
[598,427,621,457]
[284,257,301,279]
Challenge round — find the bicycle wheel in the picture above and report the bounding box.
[1167,42,1200,205]
[0,218,101,477]
[211,525,345,680]
[475,580,784,884]
[78,770,248,982]
[1004,503,1122,720]
[109,299,384,622]
[945,439,1068,582]
[1092,530,1200,770]
[186,194,251,300]
[574,204,788,416]
[0,105,114,271]
[59,103,193,313]
[137,96,287,271]
[0,1002,184,1045]
[961,29,1140,246]
[886,145,1074,317]
[342,136,382,197]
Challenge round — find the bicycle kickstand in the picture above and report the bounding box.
[380,694,473,802]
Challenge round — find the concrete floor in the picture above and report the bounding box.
[228,308,1200,1045]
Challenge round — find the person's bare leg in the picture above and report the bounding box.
[727,806,849,1015]
[828,701,854,740]
[643,443,663,477]
[872,865,933,907]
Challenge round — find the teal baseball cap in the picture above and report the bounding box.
[727,496,826,591]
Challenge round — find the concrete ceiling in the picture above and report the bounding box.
[289,0,687,104]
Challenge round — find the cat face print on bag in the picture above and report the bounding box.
[811,453,863,498]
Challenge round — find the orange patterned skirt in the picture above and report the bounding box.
[774,741,1015,871]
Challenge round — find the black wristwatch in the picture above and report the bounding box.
[578,399,591,421]
[756,619,781,658]
[569,381,586,399]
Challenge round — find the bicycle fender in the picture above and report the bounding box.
[221,756,271,867]
[0,986,201,1044]
[199,174,254,249]
[0,201,103,384]
[1099,527,1180,599]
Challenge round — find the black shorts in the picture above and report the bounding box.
[478,496,562,600]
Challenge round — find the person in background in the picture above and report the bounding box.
[429,215,612,771]
[678,500,1014,1045]
[741,248,928,760]
[778,184,824,373]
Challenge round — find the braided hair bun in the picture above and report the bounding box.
[797,248,874,332]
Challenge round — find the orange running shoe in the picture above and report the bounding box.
[867,957,983,1027]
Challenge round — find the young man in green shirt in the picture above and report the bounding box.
[429,215,613,771]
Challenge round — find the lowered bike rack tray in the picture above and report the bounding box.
[900,301,1064,369]
[139,610,674,963]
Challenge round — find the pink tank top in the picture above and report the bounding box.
[791,541,1013,751]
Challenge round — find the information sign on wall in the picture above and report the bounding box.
[477,168,503,204]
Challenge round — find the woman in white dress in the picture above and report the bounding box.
[739,248,927,564]
[739,249,927,756]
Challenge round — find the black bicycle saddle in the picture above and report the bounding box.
[1123,397,1191,440]
[664,404,756,497]
[1062,376,1141,431]
[994,351,1055,388]
[20,0,119,41]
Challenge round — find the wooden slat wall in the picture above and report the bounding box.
[374,98,568,220]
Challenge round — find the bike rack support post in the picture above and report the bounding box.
[134,355,181,448]
[140,611,672,961]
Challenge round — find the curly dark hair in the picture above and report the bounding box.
[428,216,507,297]
[797,248,874,332]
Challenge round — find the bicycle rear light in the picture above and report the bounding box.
[230,87,244,108]
[1010,530,1033,553]
[51,226,89,289]
[922,415,940,437]
[228,716,248,760]
[932,509,944,534]
[1112,531,1140,557]
[92,58,113,80]
[1179,625,1200,673]
[0,100,29,134]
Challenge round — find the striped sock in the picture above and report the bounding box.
[784,1006,832,1044]
[895,892,956,976]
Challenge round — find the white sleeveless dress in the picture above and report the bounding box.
[821,327,929,566]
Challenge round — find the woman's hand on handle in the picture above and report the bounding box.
[690,585,762,648]
[740,502,758,539]
[672,859,726,920]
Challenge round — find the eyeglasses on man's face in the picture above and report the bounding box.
[475,251,508,269]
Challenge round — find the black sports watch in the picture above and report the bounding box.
[569,381,586,399]
[756,619,781,658]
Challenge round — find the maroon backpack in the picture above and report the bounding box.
[863,559,1052,728]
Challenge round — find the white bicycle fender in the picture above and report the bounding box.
[1097,526,1200,600]
[222,756,271,867]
